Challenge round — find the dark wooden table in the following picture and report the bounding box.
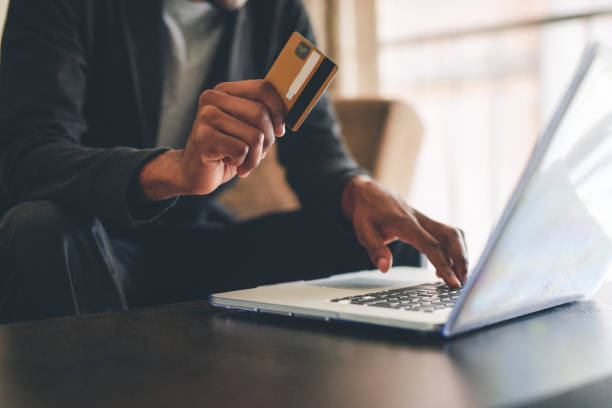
[1,282,612,408]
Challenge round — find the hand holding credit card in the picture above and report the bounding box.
[139,32,337,201]
[265,32,338,132]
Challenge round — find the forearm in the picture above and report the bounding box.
[341,174,376,220]
[0,135,169,220]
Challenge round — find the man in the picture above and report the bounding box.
[0,0,468,323]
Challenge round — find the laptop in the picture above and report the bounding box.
[211,44,612,337]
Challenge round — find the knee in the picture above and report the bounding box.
[0,201,85,246]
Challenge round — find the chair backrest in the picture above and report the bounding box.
[218,97,424,220]
[334,98,423,196]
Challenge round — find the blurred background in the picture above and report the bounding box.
[2,0,612,263]
[304,0,612,260]
[0,1,5,42]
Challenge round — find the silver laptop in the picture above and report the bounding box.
[211,44,612,337]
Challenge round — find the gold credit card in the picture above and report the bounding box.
[265,31,338,132]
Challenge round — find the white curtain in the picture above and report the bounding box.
[303,0,380,96]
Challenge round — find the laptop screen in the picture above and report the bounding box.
[448,46,612,334]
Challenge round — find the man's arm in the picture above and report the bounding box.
[0,1,285,222]
[0,0,171,222]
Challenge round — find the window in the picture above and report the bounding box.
[376,0,612,258]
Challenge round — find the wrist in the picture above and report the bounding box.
[139,149,189,201]
[341,174,374,220]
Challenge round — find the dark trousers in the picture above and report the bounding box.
[0,201,420,324]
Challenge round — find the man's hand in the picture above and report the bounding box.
[342,175,468,288]
[139,79,286,201]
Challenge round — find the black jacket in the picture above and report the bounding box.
[0,0,363,227]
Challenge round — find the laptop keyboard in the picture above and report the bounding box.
[330,282,462,313]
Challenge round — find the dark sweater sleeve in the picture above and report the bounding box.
[0,0,173,223]
[275,0,368,223]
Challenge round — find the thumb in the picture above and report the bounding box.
[356,221,393,273]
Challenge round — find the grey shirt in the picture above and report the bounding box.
[157,0,225,148]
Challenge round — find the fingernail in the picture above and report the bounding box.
[276,124,285,136]
[377,258,387,273]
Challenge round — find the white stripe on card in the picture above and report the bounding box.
[286,51,321,100]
